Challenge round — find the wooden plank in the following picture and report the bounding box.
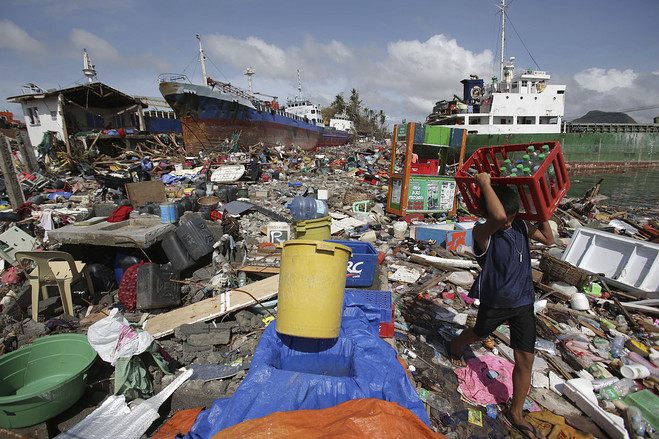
[580,321,607,339]
[236,265,280,274]
[410,273,448,296]
[143,274,279,338]
[125,180,167,207]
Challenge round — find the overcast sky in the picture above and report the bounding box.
[2,0,658,125]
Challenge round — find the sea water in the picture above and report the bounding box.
[567,168,659,210]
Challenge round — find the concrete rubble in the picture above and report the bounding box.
[1,132,658,438]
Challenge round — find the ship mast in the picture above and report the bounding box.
[244,67,255,95]
[497,0,508,81]
[196,34,208,87]
[297,68,302,100]
[82,48,97,83]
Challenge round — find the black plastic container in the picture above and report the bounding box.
[175,216,215,260]
[161,232,195,271]
[136,263,181,310]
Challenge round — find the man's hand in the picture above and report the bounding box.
[474,172,491,187]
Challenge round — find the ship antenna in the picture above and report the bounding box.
[496,0,509,82]
[297,68,302,101]
[196,34,208,87]
[244,67,255,95]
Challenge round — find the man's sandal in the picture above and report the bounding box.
[500,411,541,439]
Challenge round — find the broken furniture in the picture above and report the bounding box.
[15,250,95,320]
[409,221,475,251]
[0,226,38,266]
[386,122,466,216]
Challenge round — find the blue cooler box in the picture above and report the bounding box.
[326,240,378,287]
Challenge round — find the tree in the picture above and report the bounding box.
[331,93,346,115]
[321,87,391,140]
[321,107,336,125]
[347,88,361,122]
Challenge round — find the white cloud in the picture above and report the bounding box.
[204,35,289,76]
[69,28,122,63]
[67,29,170,73]
[574,68,638,92]
[366,35,493,121]
[200,33,492,123]
[0,20,47,54]
[561,71,659,123]
[407,96,436,114]
[302,35,353,64]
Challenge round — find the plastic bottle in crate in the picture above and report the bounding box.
[522,154,534,171]
[519,182,537,214]
[534,153,546,174]
[499,159,512,176]
[527,145,541,163]
[546,167,558,193]
[542,144,556,174]
[514,164,524,176]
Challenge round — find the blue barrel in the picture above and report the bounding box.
[160,202,178,224]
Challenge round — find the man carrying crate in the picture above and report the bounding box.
[449,172,554,439]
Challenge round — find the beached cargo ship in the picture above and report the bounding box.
[426,0,658,170]
[159,37,352,153]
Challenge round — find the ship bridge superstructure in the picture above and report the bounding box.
[285,98,324,127]
[426,0,566,135]
[427,60,566,135]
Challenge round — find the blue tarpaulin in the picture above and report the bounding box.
[183,297,429,438]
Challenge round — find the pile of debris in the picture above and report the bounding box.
[0,132,658,438]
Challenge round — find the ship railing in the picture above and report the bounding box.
[158,73,190,84]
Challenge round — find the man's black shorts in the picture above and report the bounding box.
[472,304,536,354]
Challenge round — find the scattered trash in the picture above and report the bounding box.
[1,134,658,438]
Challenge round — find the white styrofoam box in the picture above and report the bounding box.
[562,378,628,439]
[562,227,659,297]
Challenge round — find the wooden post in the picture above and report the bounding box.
[450,130,468,215]
[0,134,26,208]
[16,131,39,174]
[58,94,71,155]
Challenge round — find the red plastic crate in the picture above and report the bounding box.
[410,159,439,175]
[454,141,570,221]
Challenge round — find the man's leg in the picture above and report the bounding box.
[507,349,545,439]
[449,328,481,366]
[451,306,507,366]
[505,304,546,439]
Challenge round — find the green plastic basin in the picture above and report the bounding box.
[0,333,97,428]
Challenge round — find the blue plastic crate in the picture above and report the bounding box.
[344,289,392,323]
[326,240,378,287]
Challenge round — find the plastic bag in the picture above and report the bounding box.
[87,308,154,366]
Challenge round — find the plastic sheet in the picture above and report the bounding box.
[184,298,429,438]
[56,369,192,439]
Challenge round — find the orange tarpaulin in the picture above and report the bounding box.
[152,407,204,439]
[212,398,444,439]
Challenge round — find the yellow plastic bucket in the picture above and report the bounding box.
[292,216,331,240]
[277,240,352,338]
